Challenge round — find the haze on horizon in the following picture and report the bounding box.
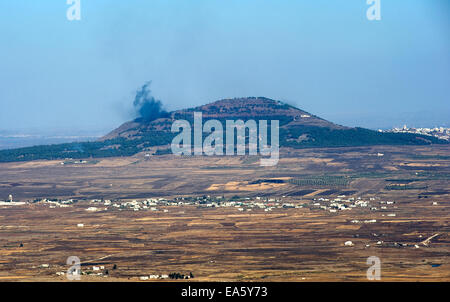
[0,0,449,137]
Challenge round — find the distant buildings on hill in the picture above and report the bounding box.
[380,125,450,141]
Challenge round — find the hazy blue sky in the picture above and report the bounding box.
[0,0,449,135]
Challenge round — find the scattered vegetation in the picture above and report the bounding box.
[0,131,174,162]
[385,184,428,190]
[288,175,350,187]
[282,126,447,148]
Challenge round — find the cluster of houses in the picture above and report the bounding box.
[139,274,169,280]
[3,194,401,218]
[55,265,109,278]
[84,196,297,213]
[78,195,400,217]
[382,125,450,141]
[0,194,26,206]
[140,272,194,280]
[104,198,171,212]
[309,196,397,215]
[0,200,26,206]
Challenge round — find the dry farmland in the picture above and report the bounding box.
[0,145,448,281]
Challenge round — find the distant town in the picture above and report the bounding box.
[381,125,450,141]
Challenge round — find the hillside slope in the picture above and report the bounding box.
[102,97,346,141]
[0,97,447,162]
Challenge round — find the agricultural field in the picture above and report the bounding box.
[0,145,448,281]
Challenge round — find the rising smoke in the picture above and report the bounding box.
[133,82,169,122]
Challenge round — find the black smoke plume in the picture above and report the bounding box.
[133,82,169,122]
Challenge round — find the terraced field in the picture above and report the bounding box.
[0,145,448,281]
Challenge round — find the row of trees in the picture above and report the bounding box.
[283,126,447,148]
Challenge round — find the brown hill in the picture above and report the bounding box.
[102,97,345,140]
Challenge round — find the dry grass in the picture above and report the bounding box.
[0,145,449,281]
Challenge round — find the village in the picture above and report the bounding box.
[0,173,445,282]
[0,193,401,216]
[382,125,450,141]
[0,188,446,281]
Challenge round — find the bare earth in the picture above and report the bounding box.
[0,145,448,281]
